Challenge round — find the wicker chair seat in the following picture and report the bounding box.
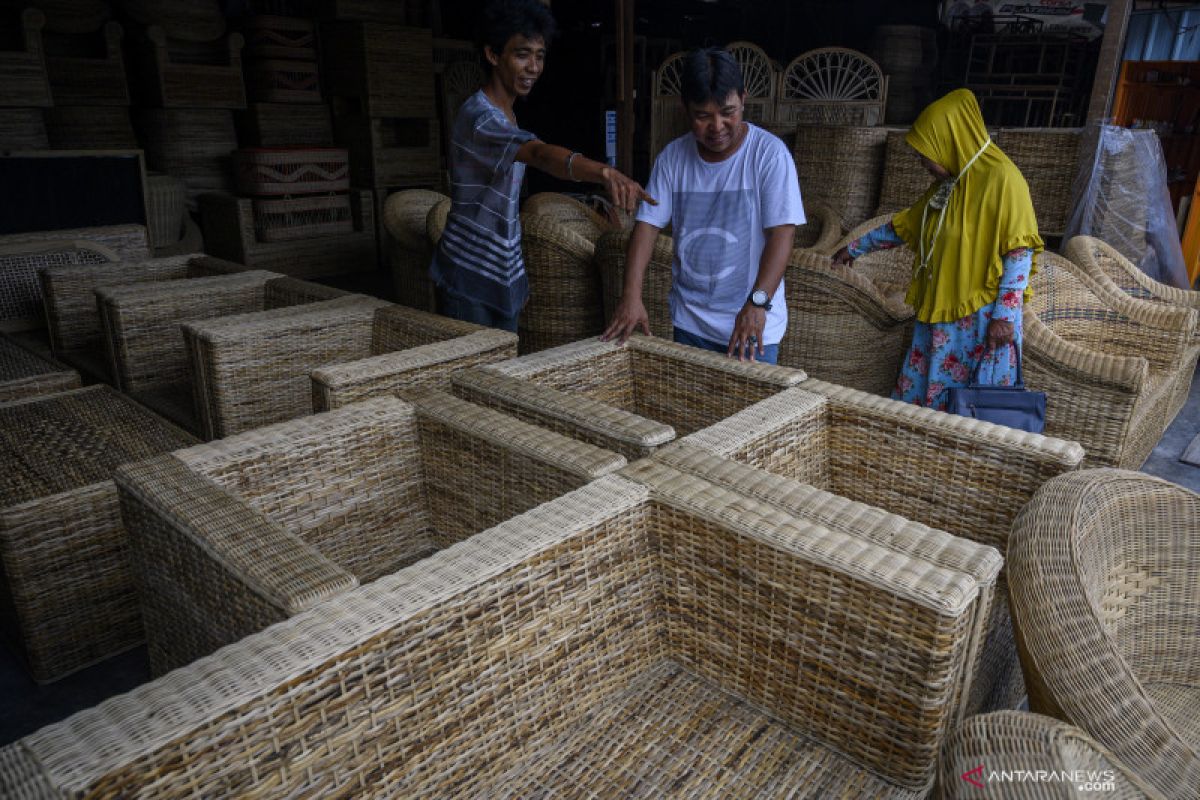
[0,333,79,402]
[118,391,626,675]
[1009,469,1200,798]
[452,335,806,461]
[0,385,196,683]
[651,382,1084,714]
[5,465,997,796]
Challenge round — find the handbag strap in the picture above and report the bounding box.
[970,343,1023,388]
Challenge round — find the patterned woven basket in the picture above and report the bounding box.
[244,15,316,60]
[234,147,350,196]
[248,58,322,104]
[253,194,353,242]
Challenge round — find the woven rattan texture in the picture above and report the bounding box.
[0,386,196,682]
[994,128,1082,237]
[384,189,445,312]
[793,201,843,253]
[940,711,1164,799]
[793,125,889,231]
[597,228,675,339]
[518,212,604,353]
[1025,253,1198,468]
[1009,470,1200,798]
[523,192,614,244]
[0,241,113,324]
[4,466,987,796]
[876,128,935,216]
[0,334,79,403]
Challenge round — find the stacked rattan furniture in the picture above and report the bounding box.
[1024,252,1198,468]
[3,461,1000,796]
[0,385,196,683]
[238,12,334,149]
[117,391,626,675]
[648,381,1085,714]
[384,188,445,312]
[1008,469,1200,798]
[940,711,1163,799]
[452,335,806,461]
[0,332,78,402]
[0,8,51,111]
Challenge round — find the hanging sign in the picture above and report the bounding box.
[941,1,1109,39]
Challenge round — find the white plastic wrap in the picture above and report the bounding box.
[1065,124,1190,289]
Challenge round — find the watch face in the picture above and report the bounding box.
[752,290,768,306]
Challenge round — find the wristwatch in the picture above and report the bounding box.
[748,289,772,311]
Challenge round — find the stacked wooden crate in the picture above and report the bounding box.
[0,8,52,149]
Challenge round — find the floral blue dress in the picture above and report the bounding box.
[849,221,1032,410]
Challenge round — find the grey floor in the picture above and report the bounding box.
[2,332,1198,748]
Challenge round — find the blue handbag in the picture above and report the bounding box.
[946,349,1046,434]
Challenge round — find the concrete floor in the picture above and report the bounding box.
[2,310,1198,747]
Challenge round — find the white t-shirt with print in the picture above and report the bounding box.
[636,123,805,346]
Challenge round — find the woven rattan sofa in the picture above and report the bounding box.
[95,269,350,434]
[452,335,806,461]
[38,253,245,381]
[0,333,78,403]
[940,711,1164,799]
[1025,252,1198,468]
[778,248,914,395]
[184,300,517,439]
[1009,469,1200,798]
[384,188,445,312]
[0,385,196,683]
[116,390,625,675]
[652,382,1085,713]
[4,463,998,797]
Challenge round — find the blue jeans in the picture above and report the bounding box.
[673,327,779,365]
[436,288,519,333]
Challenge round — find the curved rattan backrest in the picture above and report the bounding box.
[832,214,914,302]
[1066,235,1200,316]
[725,40,775,123]
[384,189,447,250]
[596,228,674,339]
[778,48,887,127]
[523,192,612,244]
[426,197,450,245]
[793,202,842,253]
[1008,469,1200,797]
[940,711,1165,799]
[1026,252,1136,348]
[651,50,690,162]
[518,212,603,352]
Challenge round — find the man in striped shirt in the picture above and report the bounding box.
[430,0,653,332]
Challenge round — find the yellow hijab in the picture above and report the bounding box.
[892,89,1043,324]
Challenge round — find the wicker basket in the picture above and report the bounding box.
[238,101,333,146]
[253,194,354,242]
[0,9,52,108]
[248,58,322,104]
[234,147,350,196]
[793,124,889,230]
[244,14,316,60]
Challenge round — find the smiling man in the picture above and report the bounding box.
[602,47,804,363]
[431,0,652,332]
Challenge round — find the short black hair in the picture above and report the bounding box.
[680,47,745,107]
[477,0,557,60]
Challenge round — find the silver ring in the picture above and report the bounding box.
[748,335,758,344]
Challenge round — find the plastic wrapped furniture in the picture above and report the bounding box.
[38,253,242,381]
[383,188,444,312]
[0,332,78,402]
[778,249,915,395]
[523,191,613,243]
[4,462,997,797]
[518,212,605,353]
[116,391,626,675]
[95,270,348,433]
[0,385,196,683]
[452,335,805,461]
[596,228,675,339]
[184,299,516,439]
[652,382,1085,714]
[1008,469,1200,798]
[1024,252,1198,468]
[940,712,1164,799]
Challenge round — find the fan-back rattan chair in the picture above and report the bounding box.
[650,50,689,163]
[776,47,888,127]
[5,463,998,797]
[940,711,1164,799]
[0,332,79,403]
[384,188,445,312]
[652,382,1085,714]
[1008,469,1200,798]
[726,40,775,123]
[0,386,196,683]
[518,211,605,353]
[596,228,675,339]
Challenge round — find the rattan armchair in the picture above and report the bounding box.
[7,463,998,797]
[117,390,626,676]
[940,712,1164,799]
[1008,469,1200,798]
[0,386,196,683]
[452,335,806,461]
[96,270,349,434]
[596,228,675,339]
[384,188,445,312]
[38,253,244,381]
[778,248,914,395]
[1025,252,1198,468]
[0,333,78,403]
[654,381,1085,713]
[518,211,605,353]
[835,212,914,304]
[523,191,614,243]
[793,200,843,253]
[184,299,517,439]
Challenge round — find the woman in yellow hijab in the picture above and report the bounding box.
[833,89,1043,410]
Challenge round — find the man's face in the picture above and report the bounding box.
[486,34,546,98]
[685,90,745,156]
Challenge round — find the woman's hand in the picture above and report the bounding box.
[986,318,1015,351]
[601,167,656,213]
[601,296,651,345]
[727,304,767,361]
[831,245,854,266]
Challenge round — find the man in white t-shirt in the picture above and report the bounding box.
[602,47,804,363]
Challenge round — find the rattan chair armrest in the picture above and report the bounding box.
[452,367,675,458]
[834,212,893,250]
[803,202,844,255]
[1065,235,1200,313]
[372,303,506,348]
[312,330,518,410]
[405,386,627,480]
[786,250,914,324]
[263,276,354,308]
[1025,313,1148,393]
[0,742,55,797]
[484,336,619,378]
[1047,253,1199,336]
[519,210,597,260]
[628,334,807,385]
[185,254,245,277]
